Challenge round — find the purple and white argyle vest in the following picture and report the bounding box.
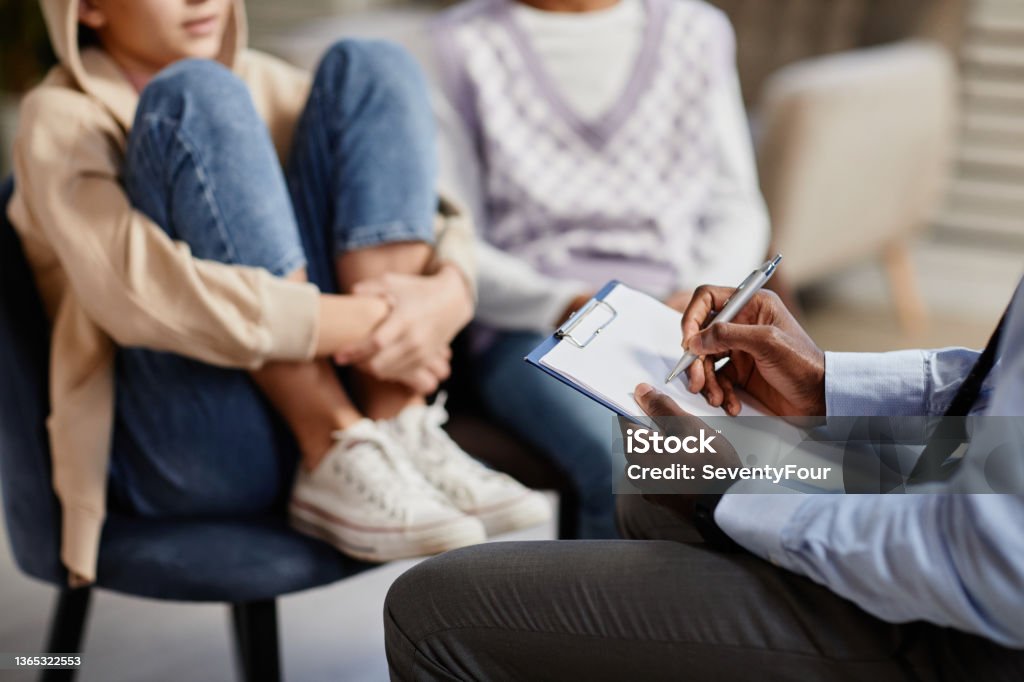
[432,0,734,294]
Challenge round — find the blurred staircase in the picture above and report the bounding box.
[937,0,1024,242]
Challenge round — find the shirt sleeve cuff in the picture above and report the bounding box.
[825,350,928,417]
[714,481,807,564]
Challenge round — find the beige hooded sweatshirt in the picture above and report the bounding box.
[7,0,475,585]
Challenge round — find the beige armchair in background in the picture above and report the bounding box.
[711,0,965,329]
[757,42,955,329]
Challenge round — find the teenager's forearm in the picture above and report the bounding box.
[314,294,390,357]
[429,263,475,340]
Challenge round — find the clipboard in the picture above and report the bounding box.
[525,280,631,418]
[525,280,769,420]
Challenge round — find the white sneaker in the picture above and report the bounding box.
[289,419,485,562]
[383,393,552,536]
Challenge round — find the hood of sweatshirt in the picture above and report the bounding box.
[38,0,248,127]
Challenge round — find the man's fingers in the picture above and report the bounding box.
[634,383,700,435]
[685,356,706,394]
[633,384,714,458]
[681,287,779,353]
[680,285,740,348]
[681,291,713,348]
[700,356,724,408]
[689,322,776,358]
[717,359,743,388]
[717,372,741,416]
[634,383,686,417]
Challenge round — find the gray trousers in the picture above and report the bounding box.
[384,495,1024,681]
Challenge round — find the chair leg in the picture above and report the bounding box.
[231,600,281,682]
[557,490,580,539]
[884,240,927,334]
[40,587,92,682]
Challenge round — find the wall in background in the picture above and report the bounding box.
[245,0,428,50]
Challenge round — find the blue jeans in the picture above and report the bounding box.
[475,332,618,538]
[108,41,437,518]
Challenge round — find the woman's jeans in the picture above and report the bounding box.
[475,332,619,538]
[108,41,437,517]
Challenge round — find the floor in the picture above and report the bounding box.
[0,512,556,682]
[801,237,1022,352]
[0,236,1021,682]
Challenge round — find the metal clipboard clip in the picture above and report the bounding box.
[554,298,618,348]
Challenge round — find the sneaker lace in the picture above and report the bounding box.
[333,430,439,521]
[420,392,451,446]
[410,393,503,494]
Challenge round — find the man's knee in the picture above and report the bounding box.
[384,548,480,671]
[385,551,455,639]
[386,554,475,680]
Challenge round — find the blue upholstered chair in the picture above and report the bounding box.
[0,173,577,681]
[0,177,374,682]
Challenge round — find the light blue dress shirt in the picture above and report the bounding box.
[715,278,1024,648]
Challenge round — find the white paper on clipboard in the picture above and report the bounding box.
[539,283,769,418]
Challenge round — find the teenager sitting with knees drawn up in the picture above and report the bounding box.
[8,0,549,585]
[421,0,770,538]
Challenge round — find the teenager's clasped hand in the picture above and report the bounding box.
[333,263,474,395]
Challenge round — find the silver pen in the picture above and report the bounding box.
[665,254,783,383]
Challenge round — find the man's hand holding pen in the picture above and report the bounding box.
[680,285,827,418]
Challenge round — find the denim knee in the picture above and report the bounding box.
[306,40,438,249]
[138,58,250,121]
[126,59,305,276]
[315,39,431,111]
